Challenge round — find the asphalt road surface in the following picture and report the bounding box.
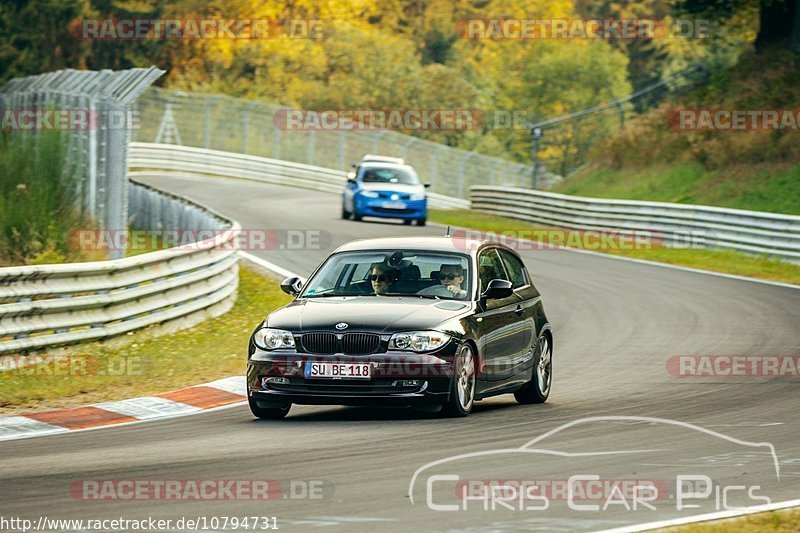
[1,173,798,532]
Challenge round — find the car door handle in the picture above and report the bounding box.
[514,305,524,315]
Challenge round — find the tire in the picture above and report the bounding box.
[341,205,351,219]
[403,219,413,225]
[442,344,476,417]
[416,218,427,226]
[249,397,291,419]
[514,333,552,404]
[353,213,363,222]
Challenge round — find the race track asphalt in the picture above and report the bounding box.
[2,173,798,532]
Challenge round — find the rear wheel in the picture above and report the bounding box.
[403,219,413,225]
[514,333,552,404]
[249,397,291,419]
[442,344,476,417]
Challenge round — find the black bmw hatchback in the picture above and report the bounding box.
[246,236,552,419]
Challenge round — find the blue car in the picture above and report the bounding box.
[342,155,428,226]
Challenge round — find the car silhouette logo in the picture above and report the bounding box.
[335,322,349,330]
[391,194,399,200]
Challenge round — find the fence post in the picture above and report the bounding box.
[273,117,282,160]
[242,103,256,155]
[307,129,315,165]
[339,130,346,169]
[402,136,416,160]
[458,152,475,198]
[371,131,386,154]
[203,97,213,149]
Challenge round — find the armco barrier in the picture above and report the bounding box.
[0,180,240,356]
[471,186,800,261]
[127,142,470,210]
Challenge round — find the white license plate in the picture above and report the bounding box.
[381,201,406,209]
[304,362,371,379]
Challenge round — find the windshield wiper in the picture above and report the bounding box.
[303,293,348,298]
[383,293,440,300]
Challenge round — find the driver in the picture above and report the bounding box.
[369,263,399,295]
[438,264,467,298]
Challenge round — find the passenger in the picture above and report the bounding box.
[369,263,399,295]
[438,264,467,298]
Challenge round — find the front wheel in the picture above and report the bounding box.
[341,205,351,219]
[249,397,291,419]
[442,344,476,417]
[514,333,552,404]
[416,218,427,226]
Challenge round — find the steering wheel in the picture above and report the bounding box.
[417,284,454,297]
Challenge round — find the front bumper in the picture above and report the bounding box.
[247,351,453,406]
[354,198,427,220]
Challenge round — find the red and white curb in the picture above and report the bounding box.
[0,376,246,442]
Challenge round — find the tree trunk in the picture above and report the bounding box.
[755,0,800,50]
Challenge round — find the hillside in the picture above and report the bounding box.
[552,48,800,215]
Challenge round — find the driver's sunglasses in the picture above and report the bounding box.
[440,273,461,280]
[370,274,390,282]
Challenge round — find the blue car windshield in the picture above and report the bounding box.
[361,167,419,185]
[301,251,471,300]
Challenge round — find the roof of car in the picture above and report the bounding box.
[361,154,404,165]
[333,236,497,255]
[358,160,414,170]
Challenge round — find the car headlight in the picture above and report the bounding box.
[254,328,295,350]
[359,190,380,198]
[389,331,450,352]
[409,193,425,201]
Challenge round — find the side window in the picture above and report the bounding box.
[477,249,509,293]
[352,262,372,282]
[498,250,528,289]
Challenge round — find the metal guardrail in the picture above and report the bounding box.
[471,186,800,261]
[0,180,240,355]
[127,142,470,210]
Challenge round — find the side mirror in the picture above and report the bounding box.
[280,276,304,297]
[346,171,357,184]
[481,279,513,300]
[424,183,431,188]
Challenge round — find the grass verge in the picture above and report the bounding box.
[0,265,292,414]
[664,508,800,532]
[429,210,800,286]
[0,132,100,266]
[553,163,800,216]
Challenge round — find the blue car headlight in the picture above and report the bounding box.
[409,193,425,201]
[359,190,380,198]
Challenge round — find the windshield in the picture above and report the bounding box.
[301,251,471,300]
[361,167,420,185]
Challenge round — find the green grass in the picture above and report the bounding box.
[552,49,800,217]
[0,266,292,414]
[664,509,800,532]
[429,210,800,286]
[553,163,800,216]
[0,132,98,265]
